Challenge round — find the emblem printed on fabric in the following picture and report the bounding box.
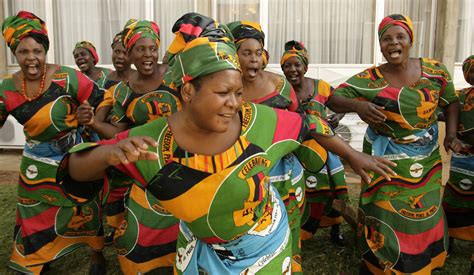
[295,187,303,202]
[67,206,94,231]
[459,178,473,190]
[305,176,317,188]
[282,256,292,274]
[26,164,38,179]
[238,156,270,179]
[176,237,197,272]
[241,103,253,133]
[409,163,423,178]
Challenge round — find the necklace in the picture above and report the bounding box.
[20,64,47,101]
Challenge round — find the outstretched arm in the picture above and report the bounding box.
[68,136,158,181]
[311,133,396,184]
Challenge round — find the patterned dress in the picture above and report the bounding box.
[334,58,459,274]
[442,87,474,254]
[94,67,113,89]
[106,81,182,273]
[250,75,307,273]
[297,79,349,240]
[0,65,105,274]
[59,102,333,274]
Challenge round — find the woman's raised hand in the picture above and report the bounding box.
[107,136,159,166]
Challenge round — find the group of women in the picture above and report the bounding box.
[0,9,472,275]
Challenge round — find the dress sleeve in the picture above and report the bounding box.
[57,129,150,204]
[437,63,458,107]
[97,84,116,111]
[70,69,105,108]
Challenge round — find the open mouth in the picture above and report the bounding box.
[247,68,259,78]
[388,49,402,59]
[142,61,154,70]
[26,64,40,75]
[287,73,299,81]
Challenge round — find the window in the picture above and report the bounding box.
[455,0,474,63]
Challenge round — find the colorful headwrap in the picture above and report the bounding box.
[111,31,123,49]
[462,55,474,83]
[164,12,240,90]
[227,21,268,68]
[378,14,414,45]
[122,19,160,51]
[74,41,99,65]
[280,40,309,70]
[2,11,49,53]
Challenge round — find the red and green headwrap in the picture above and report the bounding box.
[378,14,414,45]
[111,31,123,49]
[122,19,160,51]
[280,40,309,71]
[74,41,99,65]
[227,21,269,68]
[2,10,49,53]
[164,13,240,90]
[462,55,474,84]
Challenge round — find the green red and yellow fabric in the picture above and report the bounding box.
[378,14,414,44]
[122,18,159,51]
[95,67,113,89]
[227,21,269,68]
[443,87,474,242]
[0,65,104,273]
[164,13,239,90]
[110,82,181,127]
[74,41,99,65]
[334,58,458,273]
[59,102,333,274]
[462,55,474,82]
[298,79,348,239]
[280,40,309,71]
[251,75,299,112]
[101,81,181,272]
[2,10,49,52]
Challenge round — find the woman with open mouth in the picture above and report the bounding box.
[1,10,106,275]
[281,40,351,248]
[327,14,462,274]
[58,12,396,274]
[227,21,307,274]
[75,18,181,274]
[73,40,112,89]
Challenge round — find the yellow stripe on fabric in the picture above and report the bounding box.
[19,173,56,185]
[22,102,55,137]
[159,171,229,222]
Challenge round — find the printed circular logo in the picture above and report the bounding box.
[409,163,423,178]
[459,178,472,190]
[282,256,291,274]
[295,187,303,202]
[305,176,317,188]
[26,165,38,179]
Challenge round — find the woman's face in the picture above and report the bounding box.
[15,37,46,81]
[282,56,306,86]
[128,37,158,76]
[185,69,243,133]
[237,38,264,82]
[466,67,474,86]
[73,47,95,73]
[379,25,412,66]
[112,43,129,72]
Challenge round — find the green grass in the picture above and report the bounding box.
[0,178,471,274]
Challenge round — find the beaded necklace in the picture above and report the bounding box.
[20,64,47,101]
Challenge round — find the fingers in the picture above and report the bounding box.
[110,136,159,165]
[367,104,386,123]
[355,167,371,184]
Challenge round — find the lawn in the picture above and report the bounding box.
[0,171,471,274]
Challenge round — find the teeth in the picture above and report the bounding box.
[389,51,400,58]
